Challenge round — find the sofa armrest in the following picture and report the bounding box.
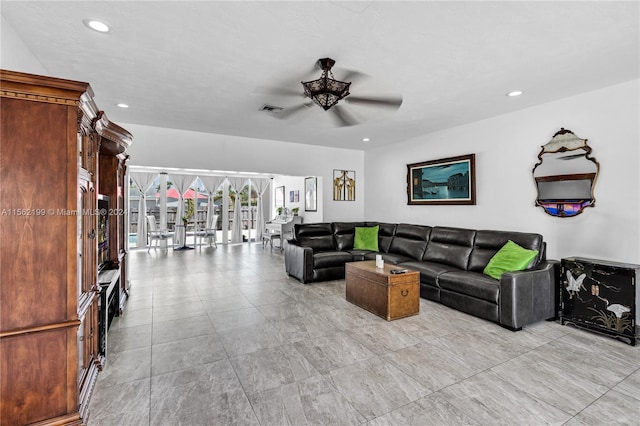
[499,260,560,330]
[284,239,314,284]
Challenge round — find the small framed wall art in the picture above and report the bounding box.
[304,177,317,211]
[333,170,356,201]
[407,154,476,205]
[275,185,285,209]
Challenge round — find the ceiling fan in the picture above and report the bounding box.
[258,58,403,127]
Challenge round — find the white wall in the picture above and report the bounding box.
[271,175,323,223]
[123,123,364,222]
[1,16,47,74]
[365,80,640,264]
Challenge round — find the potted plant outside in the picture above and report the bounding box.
[182,198,195,225]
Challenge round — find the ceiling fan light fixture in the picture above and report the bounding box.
[301,58,351,111]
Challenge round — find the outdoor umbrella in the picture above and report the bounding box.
[157,188,207,200]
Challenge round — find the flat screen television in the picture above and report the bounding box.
[97,195,109,270]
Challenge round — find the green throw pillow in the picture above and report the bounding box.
[354,226,379,251]
[483,240,538,280]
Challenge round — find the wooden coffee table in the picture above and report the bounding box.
[345,260,420,321]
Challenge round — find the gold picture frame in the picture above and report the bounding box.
[333,170,356,201]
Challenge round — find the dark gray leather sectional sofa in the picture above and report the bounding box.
[284,222,558,330]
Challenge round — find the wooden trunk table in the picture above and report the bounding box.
[345,261,420,321]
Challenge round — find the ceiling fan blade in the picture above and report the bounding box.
[330,105,360,127]
[344,94,403,108]
[253,86,303,97]
[302,62,323,79]
[339,69,370,83]
[275,102,313,120]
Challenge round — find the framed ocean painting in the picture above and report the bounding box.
[407,154,476,205]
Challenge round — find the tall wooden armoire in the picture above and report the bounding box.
[0,70,132,425]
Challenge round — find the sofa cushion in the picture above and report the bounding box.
[438,271,500,303]
[468,230,543,272]
[295,223,335,252]
[366,222,397,253]
[399,261,461,286]
[423,226,476,270]
[388,224,431,260]
[364,252,413,265]
[483,240,539,280]
[333,222,366,250]
[313,251,354,269]
[348,250,371,261]
[354,226,379,251]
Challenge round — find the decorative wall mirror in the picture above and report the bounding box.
[532,128,600,217]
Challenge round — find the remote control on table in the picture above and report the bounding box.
[390,269,408,274]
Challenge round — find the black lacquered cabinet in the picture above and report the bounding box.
[559,257,639,345]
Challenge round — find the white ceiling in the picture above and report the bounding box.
[2,1,638,150]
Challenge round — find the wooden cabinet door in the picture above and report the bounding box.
[77,172,101,418]
[0,71,90,426]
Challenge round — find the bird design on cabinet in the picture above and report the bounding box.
[566,271,586,297]
[607,304,630,319]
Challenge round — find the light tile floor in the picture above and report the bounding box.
[88,244,640,425]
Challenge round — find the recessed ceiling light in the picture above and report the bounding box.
[506,90,523,97]
[362,138,371,142]
[82,19,110,33]
[117,103,129,108]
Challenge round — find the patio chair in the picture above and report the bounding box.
[195,214,218,249]
[146,215,173,252]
